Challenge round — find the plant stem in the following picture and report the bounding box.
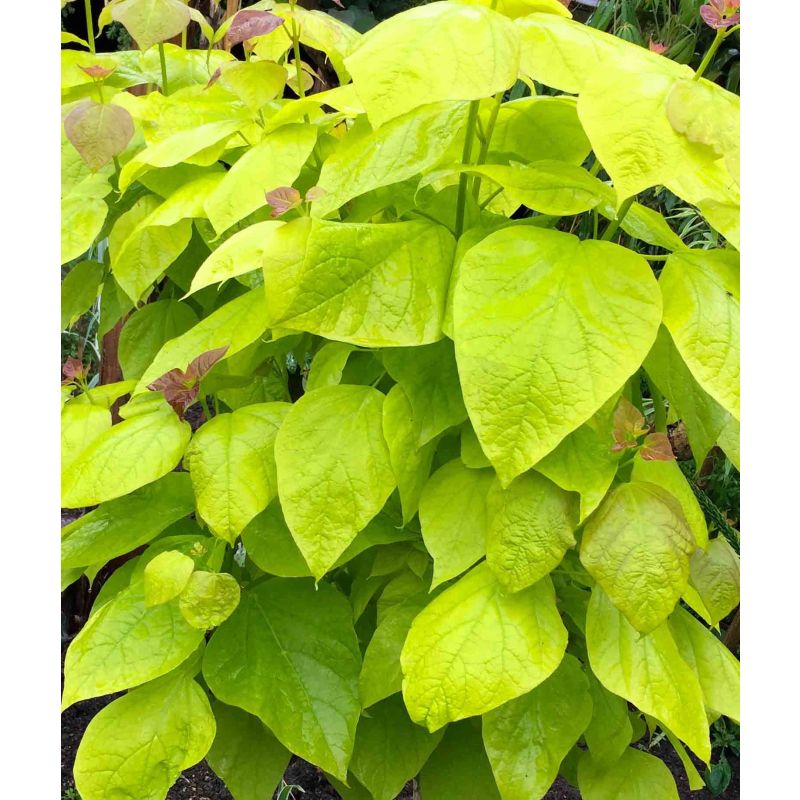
[472,91,503,201]
[84,0,96,54]
[650,383,667,432]
[181,29,187,50]
[694,28,725,81]
[589,157,602,177]
[629,371,643,414]
[479,186,504,211]
[158,43,169,94]
[455,100,480,237]
[600,196,634,241]
[199,394,212,423]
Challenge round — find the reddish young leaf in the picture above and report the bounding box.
[648,39,668,54]
[185,346,230,382]
[226,10,285,48]
[640,432,675,461]
[64,100,135,171]
[148,347,228,416]
[62,357,88,385]
[700,0,740,30]
[611,397,648,451]
[266,186,302,217]
[78,64,116,80]
[305,186,327,203]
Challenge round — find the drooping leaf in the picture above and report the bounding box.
[453,226,661,485]
[179,571,241,629]
[64,99,134,171]
[203,578,361,781]
[264,218,455,347]
[583,672,633,767]
[577,747,679,800]
[683,537,740,626]
[580,481,696,633]
[111,0,191,51]
[186,402,290,544]
[61,260,105,329]
[73,668,215,800]
[401,562,567,731]
[274,385,395,579]
[486,471,577,593]
[482,654,592,800]
[586,588,710,762]
[418,459,495,589]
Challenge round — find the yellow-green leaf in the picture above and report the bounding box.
[144,549,195,606]
[578,747,679,800]
[179,571,241,629]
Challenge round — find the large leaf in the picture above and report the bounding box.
[586,588,710,762]
[401,562,567,731]
[61,406,191,508]
[74,667,214,800]
[583,672,633,767]
[275,385,395,578]
[580,481,696,633]
[486,471,577,593]
[577,747,679,800]
[64,100,134,172]
[312,102,469,217]
[350,695,444,800]
[203,578,361,781]
[264,218,455,347]
[482,654,592,800]
[62,579,205,709]
[418,459,495,589]
[61,169,111,263]
[111,0,191,51]
[61,403,112,475]
[684,537,740,626]
[205,124,317,234]
[660,249,740,420]
[186,402,290,544]
[453,225,661,485]
[345,3,519,127]
[206,702,291,800]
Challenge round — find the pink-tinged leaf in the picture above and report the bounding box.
[305,185,327,202]
[612,397,648,448]
[610,440,637,454]
[648,39,668,54]
[226,10,285,47]
[148,368,196,416]
[185,346,230,382]
[79,64,116,80]
[700,0,740,30]
[266,186,302,217]
[64,100,135,171]
[206,67,222,89]
[640,432,675,461]
[62,357,88,385]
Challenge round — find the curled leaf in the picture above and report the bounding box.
[699,0,740,30]
[640,432,675,461]
[265,187,302,218]
[64,100,134,171]
[226,10,285,48]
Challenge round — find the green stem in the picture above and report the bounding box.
[694,28,725,81]
[472,91,504,202]
[158,43,169,94]
[455,100,480,237]
[199,393,212,423]
[84,0,96,55]
[291,21,305,98]
[181,29,187,50]
[479,185,504,211]
[650,383,667,432]
[629,372,643,414]
[600,196,634,241]
[589,157,603,177]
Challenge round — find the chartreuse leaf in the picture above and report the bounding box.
[61,171,111,263]
[212,60,287,112]
[360,592,429,709]
[68,380,137,409]
[345,3,519,128]
[383,339,467,446]
[578,747,679,800]
[486,472,577,593]
[61,473,194,569]
[401,562,567,731]
[144,550,195,607]
[632,453,708,549]
[453,226,661,486]
[61,403,111,475]
[580,482,696,633]
[275,385,395,579]
[482,654,592,800]
[264,219,455,347]
[136,289,269,393]
[186,402,290,545]
[119,300,198,380]
[179,571,241,629]
[63,579,205,709]
[350,695,444,800]
[684,537,740,626]
[644,326,733,465]
[111,0,191,51]
[461,424,491,468]
[61,405,191,508]
[203,578,361,781]
[419,459,495,589]
[586,588,710,762]
[583,672,633,767]
[188,221,285,295]
[669,606,740,722]
[460,0,571,18]
[206,701,291,800]
[61,260,104,329]
[660,249,740,420]
[419,721,502,800]
[204,124,316,235]
[307,342,358,392]
[73,667,214,800]
[312,101,469,218]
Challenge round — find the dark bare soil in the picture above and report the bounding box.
[61,686,738,800]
